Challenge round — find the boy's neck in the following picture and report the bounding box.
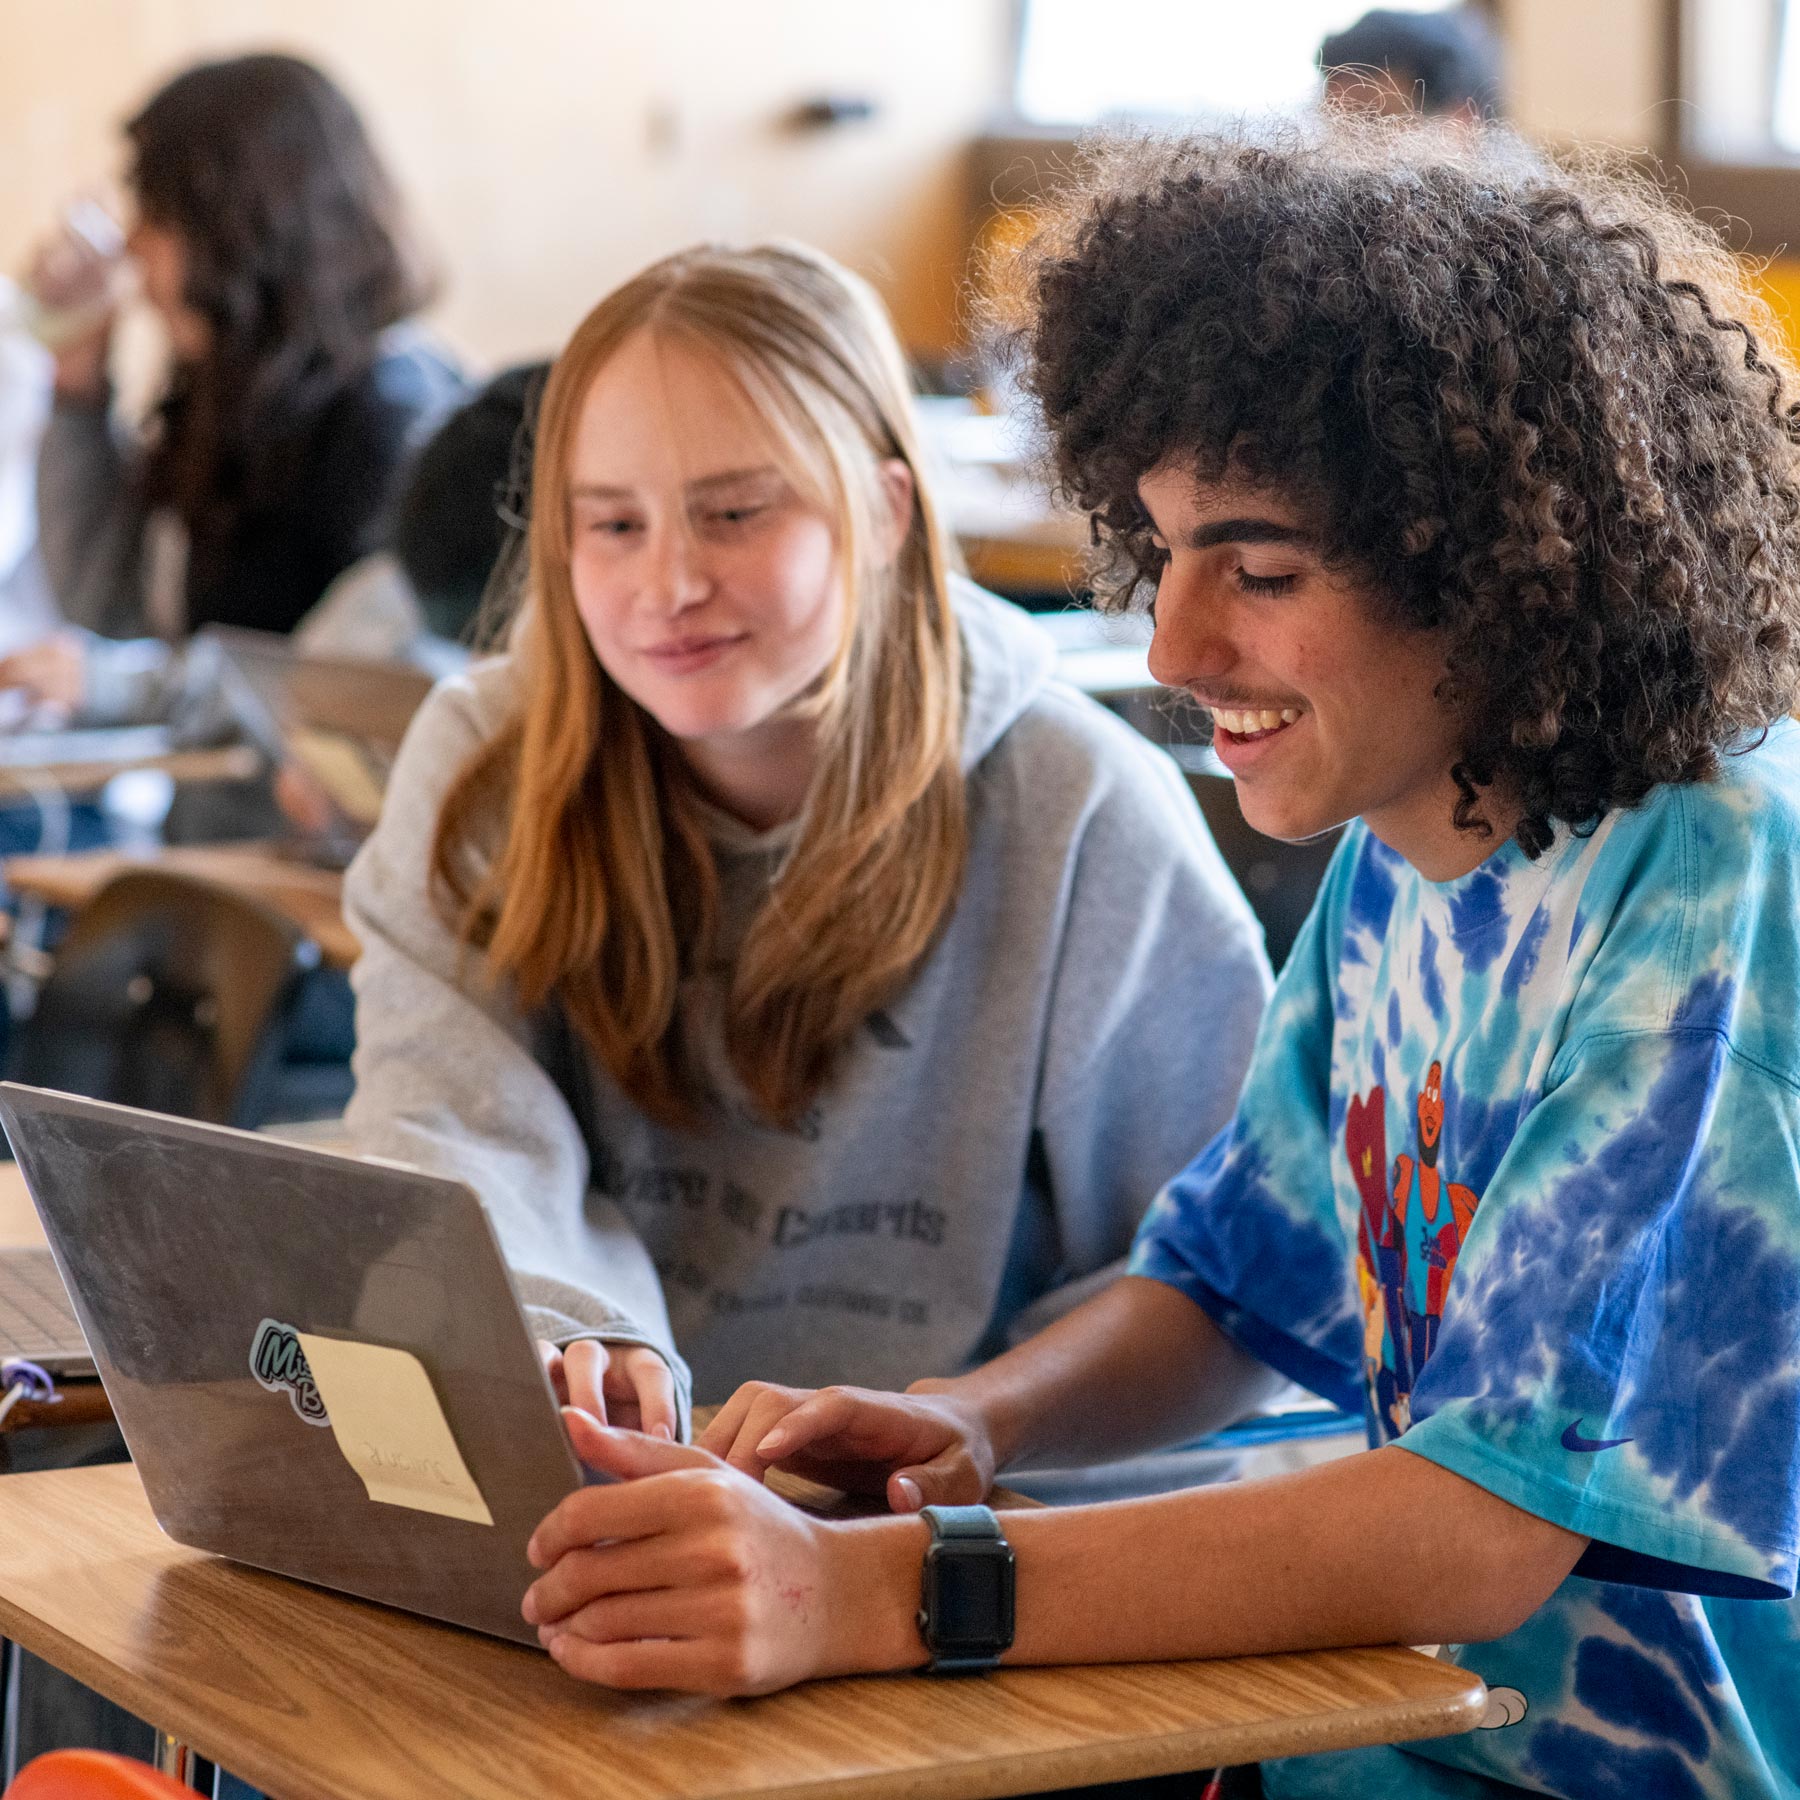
[1365,772,1523,882]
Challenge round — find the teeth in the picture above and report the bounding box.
[1211,706,1299,735]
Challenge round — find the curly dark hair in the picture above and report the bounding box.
[999,122,1800,854]
[128,54,432,555]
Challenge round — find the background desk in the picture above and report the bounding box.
[1,845,356,971]
[0,1459,1483,1800]
[0,745,261,804]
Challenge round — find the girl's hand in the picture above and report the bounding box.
[525,1412,920,1694]
[695,1379,995,1511]
[0,633,86,715]
[538,1338,679,1440]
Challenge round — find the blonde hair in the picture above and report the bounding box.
[432,242,967,1126]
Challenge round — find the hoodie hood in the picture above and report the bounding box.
[951,576,1057,772]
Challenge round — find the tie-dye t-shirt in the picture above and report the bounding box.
[1130,723,1800,1799]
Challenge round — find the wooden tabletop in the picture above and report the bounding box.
[2,842,356,970]
[0,1159,43,1249]
[0,743,262,801]
[0,1460,1482,1800]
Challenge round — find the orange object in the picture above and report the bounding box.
[1754,254,1800,363]
[7,1751,198,1799]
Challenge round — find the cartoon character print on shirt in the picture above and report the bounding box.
[1345,1061,1481,1438]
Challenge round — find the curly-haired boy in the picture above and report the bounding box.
[520,124,1800,1800]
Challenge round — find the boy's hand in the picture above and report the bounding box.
[696,1379,995,1511]
[525,1411,921,1694]
[539,1338,678,1441]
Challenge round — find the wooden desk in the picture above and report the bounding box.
[0,744,261,802]
[0,1160,43,1251]
[2,843,356,970]
[0,1460,1482,1799]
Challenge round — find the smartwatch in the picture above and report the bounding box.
[916,1504,1016,1673]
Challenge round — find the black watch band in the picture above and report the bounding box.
[916,1504,1015,1674]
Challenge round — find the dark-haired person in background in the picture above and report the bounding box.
[1319,5,1504,120]
[515,123,1800,1799]
[298,362,548,672]
[2,52,463,723]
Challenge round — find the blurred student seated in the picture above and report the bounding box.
[0,364,543,746]
[1319,5,1504,120]
[4,52,462,730]
[297,362,547,677]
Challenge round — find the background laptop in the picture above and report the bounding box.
[201,626,435,855]
[0,1083,583,1645]
[0,1245,92,1379]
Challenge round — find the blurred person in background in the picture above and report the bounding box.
[1319,6,1504,120]
[0,51,463,727]
[298,362,549,675]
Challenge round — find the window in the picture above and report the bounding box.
[1684,0,1800,162]
[1013,0,1448,127]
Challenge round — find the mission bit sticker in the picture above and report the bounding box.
[250,1318,331,1426]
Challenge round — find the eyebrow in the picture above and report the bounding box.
[568,465,783,502]
[1181,517,1314,551]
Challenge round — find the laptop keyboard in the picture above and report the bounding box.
[0,1249,89,1364]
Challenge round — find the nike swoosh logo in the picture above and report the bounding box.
[1561,1419,1633,1453]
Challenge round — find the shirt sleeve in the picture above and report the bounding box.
[342,673,693,1438]
[1128,831,1369,1413]
[35,395,148,637]
[1397,1023,1800,1600]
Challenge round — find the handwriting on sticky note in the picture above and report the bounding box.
[296,1333,493,1527]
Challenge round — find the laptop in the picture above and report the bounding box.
[200,626,435,851]
[0,1243,93,1378]
[0,1083,584,1645]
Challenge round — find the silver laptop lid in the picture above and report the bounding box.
[0,1083,582,1645]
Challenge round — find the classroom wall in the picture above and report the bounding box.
[2,0,1014,370]
[3,0,1685,379]
[1501,0,1669,149]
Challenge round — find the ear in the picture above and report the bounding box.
[873,458,916,571]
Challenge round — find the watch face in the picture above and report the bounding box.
[926,1546,1014,1649]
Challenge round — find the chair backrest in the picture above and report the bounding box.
[6,868,319,1127]
[8,1750,197,1799]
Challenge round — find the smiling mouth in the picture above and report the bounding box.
[1207,705,1302,741]
[645,634,746,660]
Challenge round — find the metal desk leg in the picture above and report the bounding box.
[3,1637,19,1786]
[154,1732,209,1790]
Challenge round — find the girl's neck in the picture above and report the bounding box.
[678,717,820,834]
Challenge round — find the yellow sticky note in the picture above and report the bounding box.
[296,1333,494,1527]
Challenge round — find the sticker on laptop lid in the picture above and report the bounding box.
[296,1332,494,1527]
[249,1318,330,1426]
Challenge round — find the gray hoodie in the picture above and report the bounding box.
[342,587,1271,1433]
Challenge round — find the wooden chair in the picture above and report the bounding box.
[5,868,320,1128]
[8,1750,195,1798]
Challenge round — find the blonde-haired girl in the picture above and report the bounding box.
[343,242,1269,1439]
